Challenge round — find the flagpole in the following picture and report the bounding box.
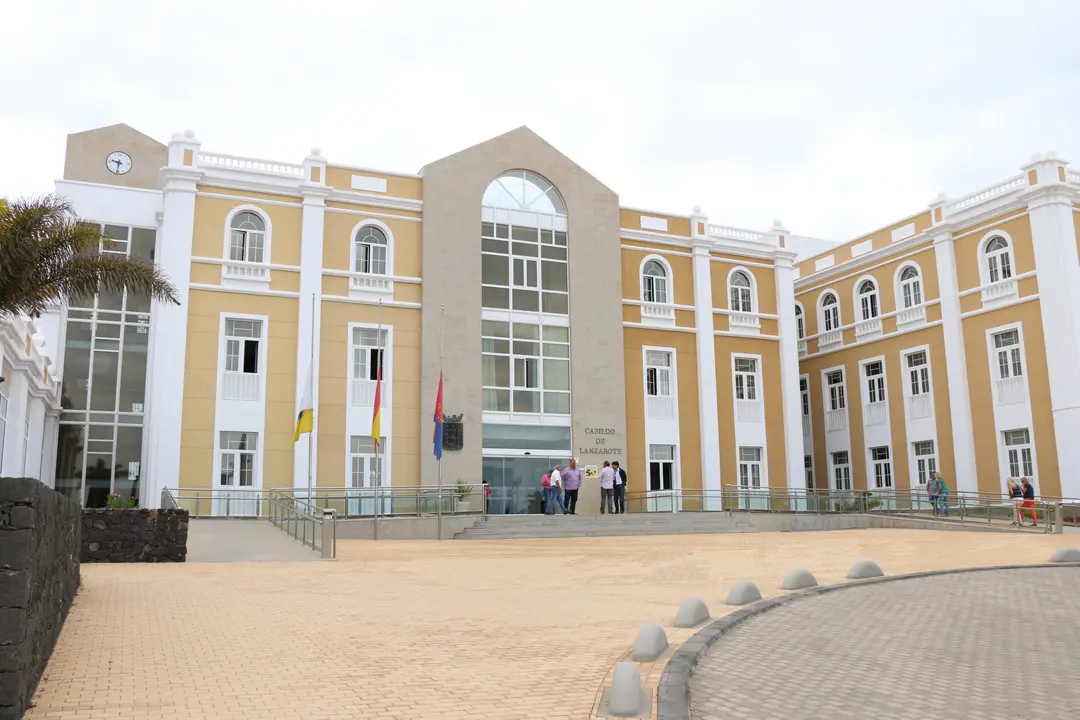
[437,304,444,541]
[374,298,383,541]
[306,293,315,504]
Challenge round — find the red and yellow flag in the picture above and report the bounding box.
[371,364,382,449]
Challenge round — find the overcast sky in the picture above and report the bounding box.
[2,0,1078,240]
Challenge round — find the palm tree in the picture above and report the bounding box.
[0,195,179,316]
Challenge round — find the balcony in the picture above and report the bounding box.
[801,413,811,436]
[855,317,882,338]
[641,302,675,325]
[351,273,393,293]
[798,339,808,355]
[825,408,847,432]
[981,278,1017,305]
[864,401,887,426]
[896,306,926,327]
[735,399,763,423]
[351,378,389,407]
[223,261,270,282]
[906,393,932,419]
[996,376,1026,405]
[818,330,842,349]
[222,371,260,401]
[729,313,761,331]
[646,395,675,420]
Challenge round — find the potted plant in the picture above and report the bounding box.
[454,480,474,513]
[105,494,137,509]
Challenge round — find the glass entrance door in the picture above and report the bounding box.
[482,455,570,514]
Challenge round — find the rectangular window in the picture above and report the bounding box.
[870,446,892,488]
[734,357,758,400]
[831,451,851,490]
[913,440,937,486]
[483,320,569,415]
[906,351,930,396]
[864,361,885,404]
[1004,429,1034,478]
[993,330,1023,380]
[218,432,257,488]
[738,447,763,488]
[648,444,675,491]
[645,351,672,397]
[349,435,384,488]
[351,328,387,381]
[224,318,262,374]
[804,455,814,489]
[827,370,846,410]
[800,378,810,416]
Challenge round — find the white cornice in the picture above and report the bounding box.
[327,189,423,213]
[795,232,934,290]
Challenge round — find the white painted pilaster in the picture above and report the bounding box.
[145,130,202,501]
[1020,153,1080,498]
[771,240,804,490]
[2,374,28,475]
[931,228,978,493]
[294,149,329,492]
[690,208,722,506]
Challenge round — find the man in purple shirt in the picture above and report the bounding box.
[561,458,583,515]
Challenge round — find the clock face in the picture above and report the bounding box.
[106,151,132,175]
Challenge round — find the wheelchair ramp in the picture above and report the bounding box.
[186,519,323,562]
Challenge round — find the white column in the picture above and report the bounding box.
[145,130,202,502]
[2,372,29,476]
[294,150,329,491]
[772,242,804,490]
[1020,153,1080,498]
[931,227,979,494]
[690,209,722,506]
[40,408,59,487]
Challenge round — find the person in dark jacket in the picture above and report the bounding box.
[612,461,628,514]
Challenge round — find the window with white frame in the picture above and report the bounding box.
[218,432,257,488]
[913,440,937,486]
[734,357,758,400]
[228,211,266,264]
[821,292,840,332]
[1004,429,1034,479]
[858,280,879,321]
[864,361,885,404]
[224,319,261,375]
[870,446,893,489]
[899,266,922,308]
[481,217,569,315]
[352,328,387,382]
[349,436,384,488]
[831,451,851,490]
[795,304,805,339]
[993,330,1023,380]
[804,455,814,489]
[738,447,763,488]
[729,271,753,312]
[645,350,672,398]
[800,377,810,417]
[906,351,931,396]
[481,320,570,414]
[826,370,846,410]
[648,444,675,491]
[354,225,388,275]
[642,260,669,304]
[985,236,1013,284]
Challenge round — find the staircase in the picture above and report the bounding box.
[453,512,753,539]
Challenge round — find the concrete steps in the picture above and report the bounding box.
[453,513,752,539]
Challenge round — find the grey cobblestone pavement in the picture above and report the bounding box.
[690,567,1080,720]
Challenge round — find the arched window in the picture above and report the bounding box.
[229,211,266,264]
[899,266,922,308]
[820,292,840,332]
[985,236,1013,284]
[729,271,753,312]
[482,170,566,215]
[355,225,388,275]
[642,260,668,303]
[857,279,879,320]
[795,304,805,339]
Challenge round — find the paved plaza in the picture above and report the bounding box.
[690,566,1080,720]
[26,530,1080,720]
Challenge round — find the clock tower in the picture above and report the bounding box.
[62,123,166,190]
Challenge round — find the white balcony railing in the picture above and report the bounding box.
[199,151,306,178]
[825,408,847,432]
[221,371,260,401]
[907,393,932,419]
[351,273,393,293]
[996,376,1026,405]
[735,399,763,423]
[981,278,1018,304]
[706,224,765,242]
[641,302,675,321]
[646,395,675,419]
[801,413,811,436]
[896,306,926,326]
[864,401,887,426]
[944,173,1026,216]
[223,261,270,282]
[855,317,882,337]
[1067,168,1080,185]
[798,339,808,355]
[819,330,842,348]
[351,379,381,407]
[729,312,761,330]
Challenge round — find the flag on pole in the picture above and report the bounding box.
[293,367,314,443]
[432,372,444,460]
[371,364,383,449]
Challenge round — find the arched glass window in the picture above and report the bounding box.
[729,271,753,312]
[482,170,566,215]
[355,225,388,275]
[899,266,922,308]
[858,279,879,320]
[642,260,668,303]
[985,236,1013,283]
[229,211,266,263]
[821,292,840,332]
[795,304,805,339]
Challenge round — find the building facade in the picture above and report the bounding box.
[41,123,1080,510]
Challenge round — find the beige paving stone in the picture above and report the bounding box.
[26,529,1080,720]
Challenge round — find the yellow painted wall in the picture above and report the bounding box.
[324,166,423,200]
[620,246,695,306]
[710,261,777,315]
[794,211,932,278]
[192,192,304,266]
[954,210,1033,294]
[322,206,423,278]
[619,208,692,238]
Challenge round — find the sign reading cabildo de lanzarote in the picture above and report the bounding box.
[578,427,623,458]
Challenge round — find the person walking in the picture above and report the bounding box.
[1007,478,1023,525]
[926,474,938,516]
[539,469,551,514]
[599,461,615,514]
[562,458,583,515]
[1021,476,1038,526]
[547,464,568,515]
[931,472,950,517]
[612,461,627,514]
